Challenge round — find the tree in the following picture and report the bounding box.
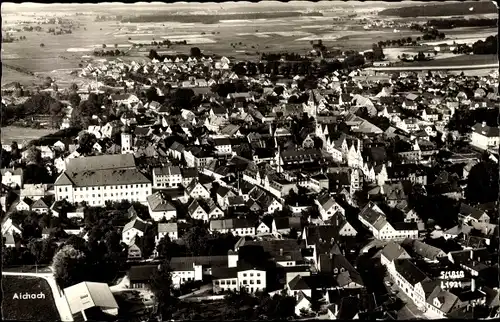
[183,226,210,256]
[52,244,88,288]
[465,160,499,204]
[28,238,57,265]
[25,146,42,164]
[77,132,97,155]
[156,236,185,259]
[69,92,81,108]
[40,43,45,47]
[150,260,177,319]
[190,47,202,58]
[102,44,107,49]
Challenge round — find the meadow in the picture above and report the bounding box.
[1,126,60,145]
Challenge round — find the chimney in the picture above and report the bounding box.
[471,278,476,292]
[280,248,283,256]
[482,121,487,127]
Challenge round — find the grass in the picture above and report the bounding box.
[1,126,59,145]
[1,275,59,321]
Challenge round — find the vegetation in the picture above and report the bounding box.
[122,11,323,24]
[378,2,497,17]
[426,18,498,29]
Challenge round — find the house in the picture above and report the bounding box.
[146,192,177,221]
[1,168,23,188]
[272,217,302,236]
[122,216,149,245]
[186,179,210,200]
[216,185,236,210]
[20,183,47,200]
[166,259,203,287]
[212,263,266,294]
[256,218,273,235]
[188,199,208,222]
[315,193,345,221]
[459,203,490,224]
[63,282,119,319]
[128,237,144,259]
[470,122,500,150]
[54,154,152,206]
[380,241,412,274]
[1,218,22,236]
[31,197,50,214]
[156,223,178,243]
[152,166,183,189]
[401,239,447,262]
[181,167,198,187]
[127,265,158,289]
[213,138,233,155]
[358,202,418,240]
[209,218,256,236]
[16,197,33,212]
[295,291,313,316]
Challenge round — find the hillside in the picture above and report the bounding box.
[378,1,497,17]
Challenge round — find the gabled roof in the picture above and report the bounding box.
[123,216,148,233]
[381,241,410,262]
[31,198,49,209]
[394,258,430,286]
[147,192,176,212]
[158,223,178,234]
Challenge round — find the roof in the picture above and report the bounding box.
[274,217,302,231]
[394,258,430,286]
[63,281,118,314]
[65,154,136,172]
[55,168,150,187]
[210,218,256,230]
[123,217,148,233]
[402,239,446,260]
[158,223,178,234]
[31,198,49,209]
[381,241,410,262]
[211,266,239,279]
[128,265,158,282]
[153,166,181,176]
[305,225,341,246]
[459,203,486,220]
[147,193,176,212]
[472,123,499,137]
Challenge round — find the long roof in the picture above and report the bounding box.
[63,281,118,314]
[55,168,150,187]
[66,154,136,172]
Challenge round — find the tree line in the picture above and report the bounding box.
[426,18,498,29]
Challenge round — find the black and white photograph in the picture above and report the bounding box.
[1,1,499,321]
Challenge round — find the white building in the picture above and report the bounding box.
[54,155,152,206]
[152,166,182,189]
[156,223,178,244]
[63,282,119,318]
[212,265,266,294]
[121,132,133,154]
[470,122,500,150]
[1,168,23,188]
[146,192,177,221]
[122,216,149,245]
[209,218,256,236]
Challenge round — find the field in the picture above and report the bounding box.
[397,54,498,67]
[1,126,59,145]
[1,275,60,321]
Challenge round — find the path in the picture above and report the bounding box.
[178,284,213,300]
[3,271,74,322]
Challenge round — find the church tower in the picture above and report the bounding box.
[121,125,133,154]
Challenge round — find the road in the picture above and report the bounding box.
[3,271,74,322]
[367,63,498,72]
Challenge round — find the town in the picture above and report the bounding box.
[1,1,499,322]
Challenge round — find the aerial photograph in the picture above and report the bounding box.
[0,1,498,321]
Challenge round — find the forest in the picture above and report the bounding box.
[379,1,497,17]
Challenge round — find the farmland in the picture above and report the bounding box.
[1,275,60,321]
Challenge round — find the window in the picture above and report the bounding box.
[243,280,247,284]
[232,280,236,285]
[220,280,225,285]
[243,273,247,277]
[257,280,261,284]
[92,194,95,198]
[257,273,260,277]
[250,280,254,284]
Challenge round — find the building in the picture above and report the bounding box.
[122,216,149,245]
[152,166,182,189]
[209,218,256,236]
[315,193,345,222]
[146,192,177,221]
[54,154,152,206]
[212,263,267,294]
[1,168,23,188]
[156,223,178,244]
[63,282,119,320]
[470,122,499,150]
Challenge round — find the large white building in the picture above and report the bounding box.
[54,154,152,206]
[470,122,500,150]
